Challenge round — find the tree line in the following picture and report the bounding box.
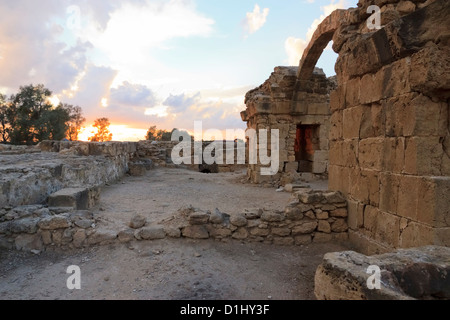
[0,83,185,145]
[0,84,115,145]
[0,84,86,145]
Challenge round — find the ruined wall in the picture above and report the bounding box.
[324,0,450,253]
[0,141,137,208]
[242,67,335,185]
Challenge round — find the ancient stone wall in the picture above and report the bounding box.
[242,67,335,185]
[0,190,348,251]
[0,141,137,208]
[321,0,450,253]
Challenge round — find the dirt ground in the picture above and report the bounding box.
[0,167,348,300]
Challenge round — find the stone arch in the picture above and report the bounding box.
[297,9,347,82]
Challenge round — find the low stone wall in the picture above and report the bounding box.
[136,140,247,173]
[0,190,349,251]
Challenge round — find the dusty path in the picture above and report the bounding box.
[95,167,297,229]
[0,239,347,300]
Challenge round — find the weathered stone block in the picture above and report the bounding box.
[343,106,363,139]
[208,227,232,238]
[404,136,444,176]
[48,188,89,210]
[73,229,87,247]
[331,219,348,233]
[379,173,400,214]
[88,229,117,245]
[230,214,248,227]
[285,206,304,221]
[250,227,270,237]
[137,226,166,240]
[261,211,284,222]
[9,218,39,234]
[295,235,312,245]
[318,220,331,233]
[272,227,291,237]
[359,138,384,171]
[118,229,135,243]
[292,221,318,235]
[129,214,146,229]
[38,216,70,230]
[182,225,209,239]
[15,234,43,251]
[347,199,364,230]
[273,237,294,246]
[329,110,343,141]
[232,227,249,240]
[189,212,210,225]
[313,232,333,243]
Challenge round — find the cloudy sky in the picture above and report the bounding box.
[0,0,350,141]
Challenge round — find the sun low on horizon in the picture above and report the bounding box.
[0,0,347,141]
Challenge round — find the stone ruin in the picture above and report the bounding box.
[242,66,336,184]
[240,0,450,299]
[0,0,449,301]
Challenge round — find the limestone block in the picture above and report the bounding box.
[313,232,333,243]
[347,199,364,230]
[88,229,118,245]
[273,237,294,246]
[230,214,248,227]
[48,188,89,210]
[360,103,385,139]
[344,77,361,108]
[329,110,343,141]
[295,235,312,245]
[189,211,210,225]
[292,221,318,235]
[410,43,450,99]
[164,226,182,238]
[382,138,405,173]
[364,206,400,248]
[272,227,291,237]
[331,219,349,233]
[285,162,299,173]
[15,234,43,251]
[359,138,384,171]
[399,221,433,248]
[38,216,70,230]
[137,226,166,240]
[182,225,209,239]
[404,136,445,176]
[379,173,400,214]
[261,211,284,222]
[232,227,249,240]
[73,229,87,247]
[129,214,146,229]
[318,220,331,233]
[118,229,135,243]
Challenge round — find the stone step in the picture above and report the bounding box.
[48,188,94,210]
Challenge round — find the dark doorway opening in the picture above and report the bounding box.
[295,125,320,172]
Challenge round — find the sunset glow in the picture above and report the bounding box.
[0,0,346,142]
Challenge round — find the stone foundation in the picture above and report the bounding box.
[315,246,450,300]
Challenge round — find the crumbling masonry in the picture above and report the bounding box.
[242,0,450,254]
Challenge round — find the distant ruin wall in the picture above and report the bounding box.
[323,0,450,253]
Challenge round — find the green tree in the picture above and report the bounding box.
[7,84,54,145]
[89,117,113,142]
[64,104,86,141]
[146,125,164,141]
[35,105,71,141]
